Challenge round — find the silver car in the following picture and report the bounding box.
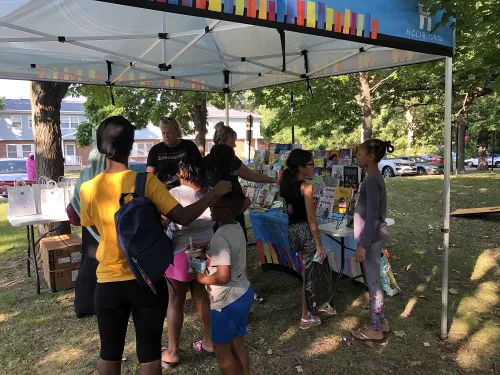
[0,159,29,197]
[378,156,417,178]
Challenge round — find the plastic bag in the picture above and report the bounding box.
[303,252,333,312]
[7,180,37,217]
[40,180,66,216]
[380,254,401,296]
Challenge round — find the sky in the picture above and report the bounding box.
[0,79,83,101]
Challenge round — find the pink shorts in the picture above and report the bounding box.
[165,251,194,283]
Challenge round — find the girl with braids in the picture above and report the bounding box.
[161,157,216,367]
[280,149,337,330]
[351,139,394,342]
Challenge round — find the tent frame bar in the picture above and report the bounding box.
[441,56,453,340]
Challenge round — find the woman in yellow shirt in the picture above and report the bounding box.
[80,116,231,375]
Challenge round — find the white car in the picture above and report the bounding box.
[378,156,417,178]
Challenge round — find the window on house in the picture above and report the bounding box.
[6,145,17,158]
[132,142,154,157]
[61,116,79,129]
[11,115,22,128]
[6,144,34,159]
[29,117,33,128]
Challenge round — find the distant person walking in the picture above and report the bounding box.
[26,153,36,181]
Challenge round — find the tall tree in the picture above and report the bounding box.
[30,81,71,235]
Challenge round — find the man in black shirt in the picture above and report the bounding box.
[147,117,203,188]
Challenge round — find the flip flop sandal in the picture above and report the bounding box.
[351,329,385,342]
[318,303,337,315]
[161,346,179,368]
[192,340,216,357]
[253,294,265,304]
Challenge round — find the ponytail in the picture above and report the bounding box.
[213,122,236,145]
[279,168,297,198]
[362,139,395,162]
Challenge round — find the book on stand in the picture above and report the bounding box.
[331,165,344,187]
[343,166,360,189]
[339,149,353,166]
[322,187,337,199]
[315,196,334,219]
[334,187,352,214]
[327,150,339,167]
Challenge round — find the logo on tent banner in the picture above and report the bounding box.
[406,3,443,42]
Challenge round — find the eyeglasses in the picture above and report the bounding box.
[304,163,315,166]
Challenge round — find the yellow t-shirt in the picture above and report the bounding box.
[80,171,179,283]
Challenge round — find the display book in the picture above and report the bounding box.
[243,144,363,221]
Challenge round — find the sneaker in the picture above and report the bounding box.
[318,303,337,315]
[300,313,321,330]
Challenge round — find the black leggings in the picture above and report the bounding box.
[94,278,168,363]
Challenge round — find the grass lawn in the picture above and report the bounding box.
[0,173,499,375]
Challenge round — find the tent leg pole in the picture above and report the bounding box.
[225,92,230,126]
[441,57,453,340]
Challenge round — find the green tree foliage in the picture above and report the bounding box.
[0,97,5,110]
[71,85,231,151]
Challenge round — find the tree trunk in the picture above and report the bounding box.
[405,108,415,150]
[359,72,372,142]
[30,81,71,236]
[188,99,208,155]
[477,146,489,170]
[456,113,467,174]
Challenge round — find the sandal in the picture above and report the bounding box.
[318,303,337,316]
[300,313,321,330]
[253,294,265,304]
[192,340,215,357]
[351,328,385,342]
[160,346,179,369]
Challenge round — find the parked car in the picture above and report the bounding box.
[378,156,417,178]
[421,154,444,164]
[400,156,444,175]
[0,159,30,197]
[465,154,500,168]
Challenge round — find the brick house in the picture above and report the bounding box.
[0,99,266,166]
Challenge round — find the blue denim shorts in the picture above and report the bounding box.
[210,286,254,344]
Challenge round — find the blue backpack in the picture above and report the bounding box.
[115,173,173,293]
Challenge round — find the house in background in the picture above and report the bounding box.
[0,99,266,166]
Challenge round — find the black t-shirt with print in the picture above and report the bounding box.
[147,139,202,185]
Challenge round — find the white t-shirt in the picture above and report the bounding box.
[168,185,215,254]
[207,223,250,311]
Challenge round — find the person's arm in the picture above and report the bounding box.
[238,163,278,184]
[239,196,252,214]
[302,183,326,261]
[146,145,158,175]
[354,178,381,262]
[66,203,81,226]
[194,265,231,285]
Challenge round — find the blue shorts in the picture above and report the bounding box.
[210,286,254,344]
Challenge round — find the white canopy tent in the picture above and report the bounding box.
[0,0,454,338]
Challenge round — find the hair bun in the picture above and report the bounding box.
[385,141,395,154]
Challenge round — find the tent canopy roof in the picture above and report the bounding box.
[0,0,453,92]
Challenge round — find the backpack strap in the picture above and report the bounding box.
[135,172,147,197]
[118,172,147,207]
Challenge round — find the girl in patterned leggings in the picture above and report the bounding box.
[352,139,395,341]
[280,149,337,329]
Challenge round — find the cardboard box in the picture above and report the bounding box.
[40,234,82,271]
[43,266,80,293]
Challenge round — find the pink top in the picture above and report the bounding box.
[26,156,36,181]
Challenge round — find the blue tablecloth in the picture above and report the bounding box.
[248,209,363,282]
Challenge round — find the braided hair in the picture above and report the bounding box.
[213,122,237,145]
[177,156,205,187]
[362,139,395,162]
[279,149,313,199]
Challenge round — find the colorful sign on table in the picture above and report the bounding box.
[249,208,363,282]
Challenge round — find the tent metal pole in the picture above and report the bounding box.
[441,56,453,340]
[162,13,167,65]
[225,93,230,126]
